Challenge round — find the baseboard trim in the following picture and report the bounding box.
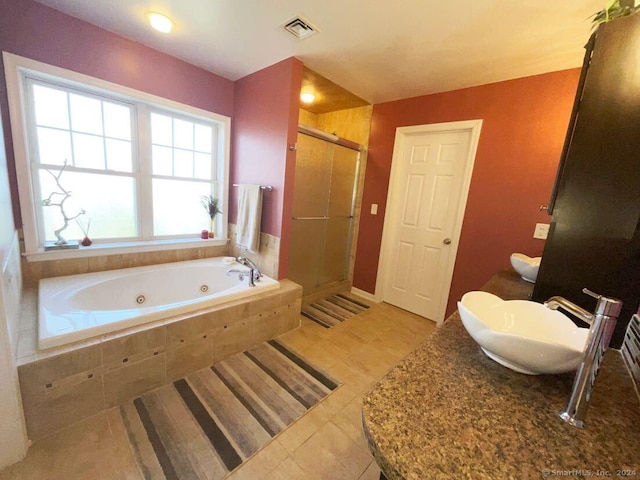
[350,287,378,303]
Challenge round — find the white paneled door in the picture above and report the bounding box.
[378,121,482,323]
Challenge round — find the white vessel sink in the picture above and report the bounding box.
[510,253,541,283]
[458,291,589,375]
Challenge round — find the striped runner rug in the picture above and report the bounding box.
[301,292,370,328]
[119,339,338,479]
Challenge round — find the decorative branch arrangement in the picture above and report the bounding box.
[41,160,85,245]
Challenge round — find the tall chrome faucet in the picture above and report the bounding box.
[544,288,622,428]
[235,256,262,284]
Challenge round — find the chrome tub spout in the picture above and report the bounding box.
[235,256,262,284]
[226,267,256,287]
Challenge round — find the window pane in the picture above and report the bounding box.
[39,169,137,241]
[103,103,131,140]
[72,133,105,170]
[174,149,194,178]
[152,145,173,176]
[174,119,193,149]
[151,113,172,146]
[194,124,212,153]
[33,84,69,129]
[194,153,212,180]
[105,138,132,172]
[70,93,103,135]
[36,127,71,166]
[152,179,211,236]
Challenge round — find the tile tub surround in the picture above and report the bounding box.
[228,223,280,279]
[20,241,229,287]
[37,257,281,349]
[17,279,302,441]
[363,271,640,479]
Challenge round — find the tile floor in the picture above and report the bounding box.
[0,300,436,480]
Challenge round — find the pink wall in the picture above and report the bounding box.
[0,0,304,281]
[0,0,234,226]
[0,0,583,299]
[230,58,303,278]
[354,69,581,318]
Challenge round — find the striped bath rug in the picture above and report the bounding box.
[119,339,338,479]
[301,292,370,328]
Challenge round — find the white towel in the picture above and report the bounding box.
[236,184,263,253]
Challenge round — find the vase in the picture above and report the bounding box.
[81,236,92,246]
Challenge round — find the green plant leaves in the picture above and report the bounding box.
[201,195,222,218]
[591,0,640,29]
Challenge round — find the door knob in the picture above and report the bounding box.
[443,238,452,245]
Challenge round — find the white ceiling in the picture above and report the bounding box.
[34,0,602,104]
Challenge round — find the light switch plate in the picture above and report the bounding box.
[533,223,550,240]
[371,203,378,215]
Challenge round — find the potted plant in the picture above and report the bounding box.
[592,0,640,28]
[200,195,222,238]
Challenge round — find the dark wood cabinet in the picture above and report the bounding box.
[532,14,640,349]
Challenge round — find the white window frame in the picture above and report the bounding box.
[3,52,231,261]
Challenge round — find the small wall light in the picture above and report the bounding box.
[146,12,174,33]
[300,92,315,104]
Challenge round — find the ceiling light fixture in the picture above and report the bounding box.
[146,12,174,33]
[300,92,315,104]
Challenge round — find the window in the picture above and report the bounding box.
[4,53,230,257]
[149,112,217,236]
[31,81,138,242]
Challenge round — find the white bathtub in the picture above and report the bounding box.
[38,257,280,349]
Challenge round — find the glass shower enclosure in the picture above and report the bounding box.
[288,129,361,295]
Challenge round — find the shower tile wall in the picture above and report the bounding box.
[315,106,373,146]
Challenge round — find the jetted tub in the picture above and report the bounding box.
[38,257,280,349]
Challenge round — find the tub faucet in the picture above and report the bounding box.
[544,288,622,428]
[226,268,256,287]
[235,256,262,284]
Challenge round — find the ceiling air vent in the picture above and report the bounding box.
[282,16,319,40]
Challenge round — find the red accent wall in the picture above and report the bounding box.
[354,69,581,318]
[230,58,303,278]
[0,0,234,226]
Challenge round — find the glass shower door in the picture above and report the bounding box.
[320,143,358,285]
[288,133,360,294]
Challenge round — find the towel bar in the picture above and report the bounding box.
[232,184,273,192]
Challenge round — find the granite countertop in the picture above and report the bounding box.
[362,271,640,479]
